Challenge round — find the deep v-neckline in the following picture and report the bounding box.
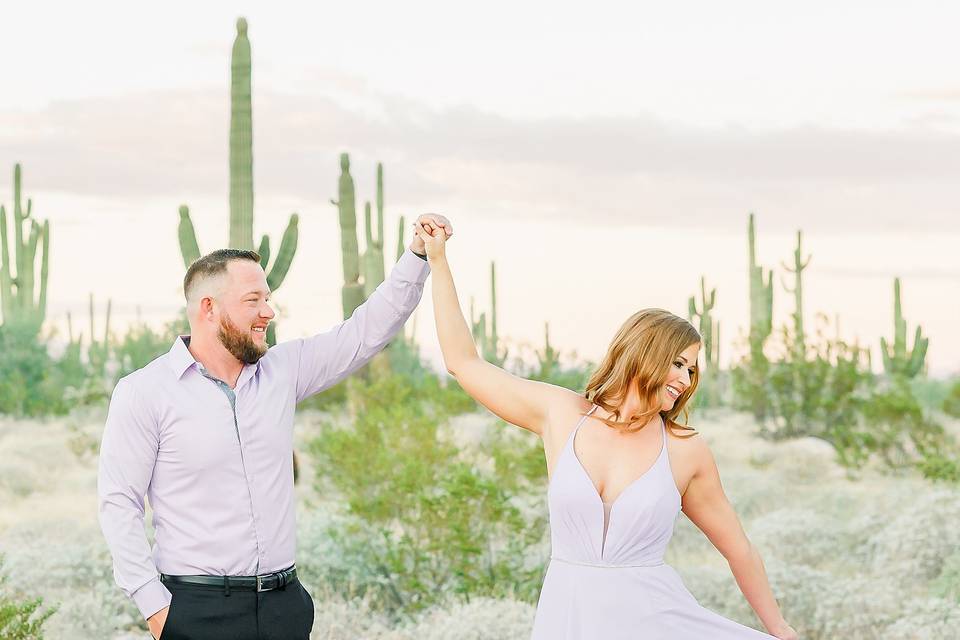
[570,405,666,514]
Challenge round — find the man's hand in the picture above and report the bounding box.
[410,213,452,255]
[147,606,169,639]
[414,218,449,262]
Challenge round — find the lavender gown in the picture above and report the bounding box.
[531,404,777,639]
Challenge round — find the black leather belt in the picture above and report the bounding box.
[160,565,297,593]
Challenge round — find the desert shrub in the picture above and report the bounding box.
[930,549,960,602]
[0,529,139,639]
[0,324,69,416]
[758,322,874,440]
[308,374,542,617]
[942,378,960,418]
[731,320,958,482]
[0,553,55,640]
[112,319,176,381]
[487,424,547,493]
[297,336,475,414]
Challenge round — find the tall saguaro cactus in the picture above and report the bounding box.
[744,212,774,420]
[880,278,928,379]
[332,153,364,319]
[0,164,49,333]
[176,18,299,345]
[229,17,254,250]
[780,230,811,362]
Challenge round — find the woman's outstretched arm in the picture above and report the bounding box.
[416,220,571,436]
[682,437,798,639]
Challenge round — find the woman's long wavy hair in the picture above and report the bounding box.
[583,308,701,437]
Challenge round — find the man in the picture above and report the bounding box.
[98,214,453,640]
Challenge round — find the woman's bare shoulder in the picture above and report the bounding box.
[541,389,594,442]
[664,420,707,459]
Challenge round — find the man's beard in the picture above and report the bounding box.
[217,312,268,365]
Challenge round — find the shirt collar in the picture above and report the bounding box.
[167,335,198,379]
[166,334,260,385]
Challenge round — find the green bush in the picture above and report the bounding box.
[308,374,542,616]
[113,319,179,381]
[0,324,68,416]
[731,323,958,482]
[942,378,960,418]
[0,554,55,639]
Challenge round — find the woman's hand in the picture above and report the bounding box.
[410,213,452,257]
[415,215,448,261]
[769,622,799,639]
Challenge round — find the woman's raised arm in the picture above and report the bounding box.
[417,220,570,436]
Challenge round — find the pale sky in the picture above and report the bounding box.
[1,1,958,376]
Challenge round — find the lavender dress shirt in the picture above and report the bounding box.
[97,249,430,620]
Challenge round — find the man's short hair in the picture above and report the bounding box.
[183,249,261,302]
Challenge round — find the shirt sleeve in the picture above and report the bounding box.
[97,377,172,620]
[291,247,431,402]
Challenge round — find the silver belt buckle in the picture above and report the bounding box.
[256,575,266,592]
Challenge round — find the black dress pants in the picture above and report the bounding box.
[158,577,315,640]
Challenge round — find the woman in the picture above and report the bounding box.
[415,220,799,639]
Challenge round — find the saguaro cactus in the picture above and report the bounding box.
[748,213,774,361]
[396,215,406,263]
[470,262,508,366]
[688,277,719,369]
[780,230,811,362]
[87,293,113,379]
[536,322,560,380]
[362,164,386,298]
[229,17,254,250]
[688,277,720,405]
[332,153,365,319]
[742,212,775,420]
[880,278,928,379]
[177,18,299,345]
[0,164,49,333]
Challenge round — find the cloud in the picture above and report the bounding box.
[1,87,959,233]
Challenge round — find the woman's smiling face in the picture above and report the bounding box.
[661,342,699,410]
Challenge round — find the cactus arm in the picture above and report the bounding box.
[396,215,406,263]
[177,205,201,269]
[22,220,38,312]
[908,332,928,377]
[13,166,24,297]
[364,201,373,247]
[266,214,298,291]
[105,298,112,345]
[376,163,385,251]
[38,219,49,325]
[257,234,271,271]
[0,205,11,322]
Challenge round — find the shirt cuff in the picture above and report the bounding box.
[395,247,431,282]
[132,576,172,621]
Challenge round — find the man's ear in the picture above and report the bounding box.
[199,295,216,319]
